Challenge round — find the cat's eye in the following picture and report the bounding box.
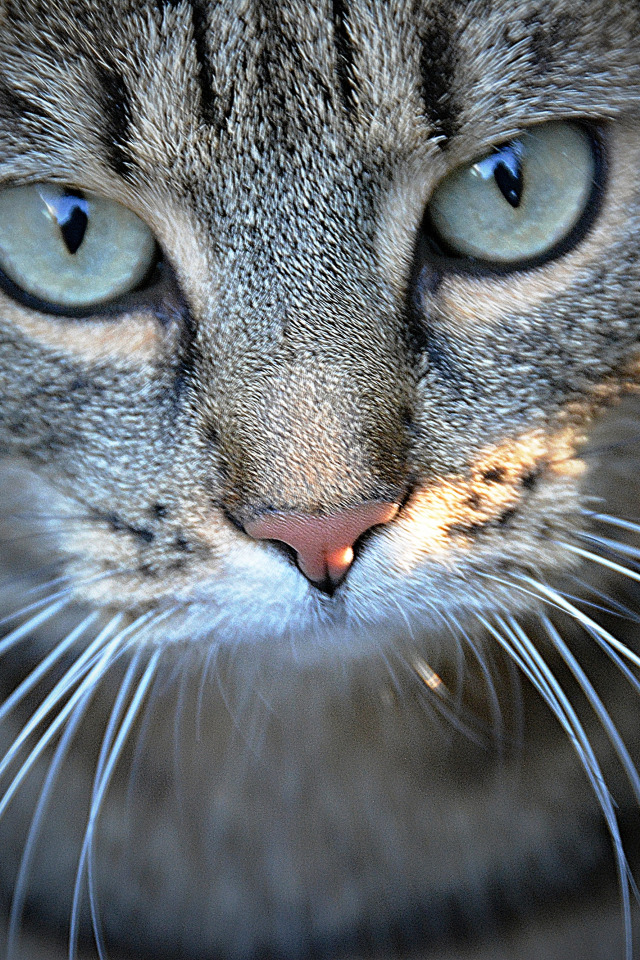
[0,184,158,312]
[425,121,599,267]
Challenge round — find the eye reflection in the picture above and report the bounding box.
[38,187,90,256]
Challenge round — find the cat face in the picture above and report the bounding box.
[1,0,639,658]
[1,3,640,960]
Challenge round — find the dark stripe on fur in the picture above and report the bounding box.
[186,0,217,126]
[0,80,47,125]
[156,0,217,127]
[419,4,461,144]
[332,0,357,115]
[524,11,578,74]
[94,64,136,178]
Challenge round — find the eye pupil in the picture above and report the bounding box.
[493,153,523,209]
[58,197,89,255]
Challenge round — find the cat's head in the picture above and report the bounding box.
[0,0,639,658]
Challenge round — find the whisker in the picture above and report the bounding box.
[69,645,162,960]
[560,541,640,582]
[120,606,183,807]
[481,612,634,960]
[0,525,92,547]
[0,511,90,523]
[489,568,640,700]
[540,615,640,804]
[0,612,100,725]
[5,685,95,960]
[195,642,220,745]
[0,596,72,658]
[516,574,640,672]
[0,614,144,820]
[566,573,640,623]
[172,659,191,814]
[85,648,146,960]
[0,573,110,636]
[582,512,640,536]
[23,573,73,597]
[449,612,505,748]
[410,649,489,747]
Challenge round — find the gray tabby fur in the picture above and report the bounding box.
[0,1,639,958]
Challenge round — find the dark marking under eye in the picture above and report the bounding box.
[175,534,194,553]
[482,467,505,483]
[521,468,540,491]
[105,512,155,544]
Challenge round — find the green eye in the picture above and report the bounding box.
[0,184,158,311]
[426,121,598,266]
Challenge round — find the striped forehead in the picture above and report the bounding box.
[0,0,638,187]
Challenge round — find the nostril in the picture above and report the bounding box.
[245,501,399,586]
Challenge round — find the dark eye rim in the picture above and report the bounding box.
[0,237,168,320]
[418,120,608,277]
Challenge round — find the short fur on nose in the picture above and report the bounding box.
[245,502,399,585]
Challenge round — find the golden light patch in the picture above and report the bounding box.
[412,657,446,693]
[403,427,586,555]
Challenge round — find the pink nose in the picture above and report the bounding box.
[245,501,399,585]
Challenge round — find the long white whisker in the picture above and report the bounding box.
[5,687,95,960]
[540,615,640,805]
[582,512,640,536]
[490,568,640,699]
[481,613,633,960]
[558,541,640,584]
[0,612,99,725]
[86,648,145,960]
[515,574,640,672]
[448,612,505,747]
[0,612,162,823]
[0,615,127,788]
[68,646,162,960]
[580,623,640,698]
[23,573,73,597]
[578,532,640,564]
[0,597,72,658]
[567,573,640,623]
[195,643,219,745]
[0,571,120,635]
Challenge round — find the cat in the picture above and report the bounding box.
[0,0,639,958]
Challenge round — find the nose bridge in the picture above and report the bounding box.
[219,346,408,518]
[192,146,412,517]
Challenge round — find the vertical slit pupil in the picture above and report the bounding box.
[58,192,89,255]
[493,146,523,209]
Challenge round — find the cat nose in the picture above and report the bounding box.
[245,501,399,586]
